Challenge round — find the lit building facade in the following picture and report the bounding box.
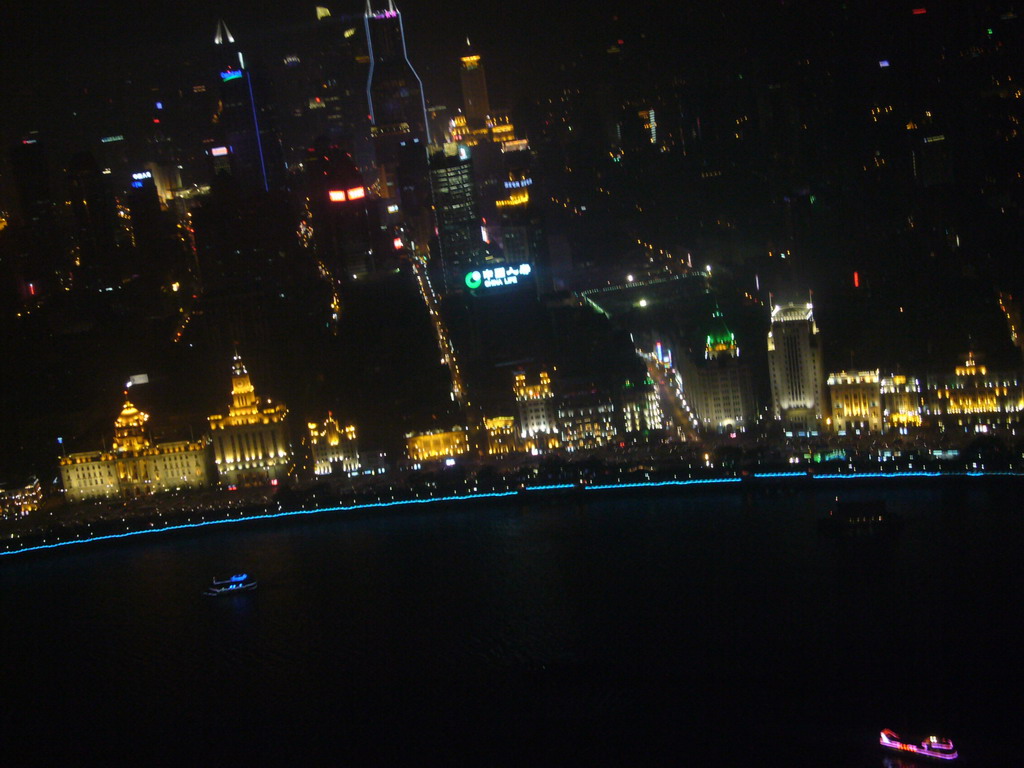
[406,427,469,461]
[681,311,756,432]
[60,399,208,503]
[208,353,291,485]
[619,380,664,437]
[483,416,519,455]
[827,370,883,434]
[429,143,485,294]
[767,302,826,433]
[923,354,1024,431]
[308,416,360,476]
[364,0,432,243]
[881,375,923,428]
[557,391,617,452]
[0,479,42,519]
[514,371,559,450]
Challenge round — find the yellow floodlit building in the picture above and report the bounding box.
[924,353,1024,430]
[881,375,922,428]
[406,427,469,461]
[0,478,42,519]
[59,398,208,503]
[209,353,290,485]
[308,415,360,476]
[484,416,519,455]
[827,370,883,434]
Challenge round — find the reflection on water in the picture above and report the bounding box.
[0,479,1019,764]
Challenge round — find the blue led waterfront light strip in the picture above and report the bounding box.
[1,473,1019,559]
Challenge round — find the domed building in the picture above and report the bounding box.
[59,397,208,503]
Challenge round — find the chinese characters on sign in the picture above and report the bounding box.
[465,263,533,290]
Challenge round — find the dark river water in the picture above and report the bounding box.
[2,478,1021,766]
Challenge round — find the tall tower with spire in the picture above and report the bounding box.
[363,0,434,250]
[208,351,291,486]
[212,20,282,193]
[460,39,491,129]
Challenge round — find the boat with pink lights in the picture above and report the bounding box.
[880,729,958,760]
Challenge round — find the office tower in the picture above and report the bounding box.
[304,141,378,279]
[364,0,433,251]
[65,151,123,289]
[208,352,291,486]
[460,40,491,128]
[495,140,547,291]
[681,310,756,432]
[827,370,883,434]
[258,10,372,172]
[59,397,208,503]
[6,134,64,298]
[429,143,485,294]
[767,302,826,434]
[213,20,284,193]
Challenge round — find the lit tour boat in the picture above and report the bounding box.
[204,573,257,596]
[880,729,958,760]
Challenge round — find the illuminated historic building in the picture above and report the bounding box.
[308,415,360,476]
[60,398,208,503]
[767,302,826,434]
[514,371,559,450]
[0,479,42,519]
[208,353,291,485]
[681,310,756,432]
[923,354,1024,432]
[483,416,518,455]
[827,370,883,434]
[880,375,922,429]
[619,379,664,437]
[406,427,469,461]
[557,391,617,452]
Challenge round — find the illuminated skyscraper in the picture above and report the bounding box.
[460,40,491,128]
[208,352,291,485]
[767,302,826,434]
[213,20,284,193]
[364,0,431,237]
[364,0,429,145]
[429,143,485,294]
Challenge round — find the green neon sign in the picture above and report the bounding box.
[465,271,483,289]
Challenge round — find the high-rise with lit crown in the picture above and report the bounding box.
[460,40,491,128]
[208,352,291,485]
[767,302,826,434]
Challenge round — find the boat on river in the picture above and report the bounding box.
[880,729,958,760]
[204,573,257,596]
